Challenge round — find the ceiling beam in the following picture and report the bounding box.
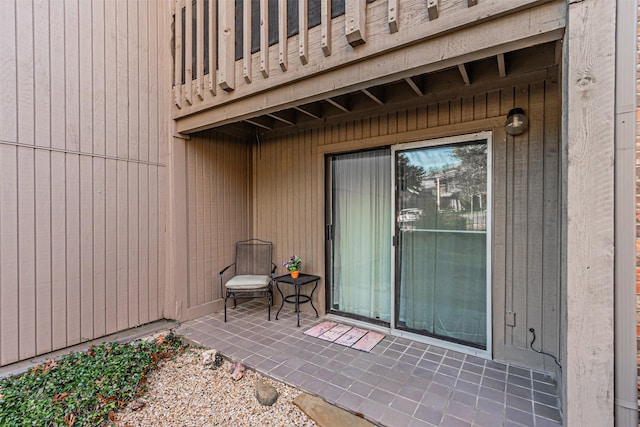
[361,87,385,105]
[497,53,507,77]
[294,104,322,119]
[326,97,350,113]
[404,77,424,96]
[244,117,273,130]
[458,63,471,85]
[266,111,296,125]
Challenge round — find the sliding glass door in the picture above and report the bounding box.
[394,135,490,349]
[329,149,391,323]
[327,133,491,352]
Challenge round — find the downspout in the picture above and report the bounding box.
[614,0,638,425]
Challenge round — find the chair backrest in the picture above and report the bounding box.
[235,239,273,276]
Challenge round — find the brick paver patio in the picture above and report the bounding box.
[175,300,562,427]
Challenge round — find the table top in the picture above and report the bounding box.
[274,273,321,285]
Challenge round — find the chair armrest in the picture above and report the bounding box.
[270,263,277,277]
[219,263,235,276]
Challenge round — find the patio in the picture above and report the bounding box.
[175,301,562,427]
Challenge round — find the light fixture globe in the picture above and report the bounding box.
[505,107,528,136]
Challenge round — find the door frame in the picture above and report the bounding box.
[390,131,493,359]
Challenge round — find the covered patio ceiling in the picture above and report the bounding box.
[211,41,559,139]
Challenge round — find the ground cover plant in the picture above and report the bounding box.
[0,334,186,426]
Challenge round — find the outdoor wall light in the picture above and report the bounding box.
[505,108,528,136]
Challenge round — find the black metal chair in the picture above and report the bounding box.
[219,239,276,322]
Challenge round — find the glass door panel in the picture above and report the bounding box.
[395,139,489,348]
[329,149,391,323]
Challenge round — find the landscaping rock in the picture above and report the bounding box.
[255,380,279,406]
[293,393,374,427]
[202,349,223,369]
[229,362,245,381]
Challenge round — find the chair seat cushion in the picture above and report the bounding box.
[225,275,271,290]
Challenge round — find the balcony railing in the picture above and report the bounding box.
[171,0,561,127]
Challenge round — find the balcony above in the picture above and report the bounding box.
[172,0,566,135]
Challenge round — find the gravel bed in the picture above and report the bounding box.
[116,347,317,426]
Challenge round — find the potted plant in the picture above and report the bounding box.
[283,254,302,278]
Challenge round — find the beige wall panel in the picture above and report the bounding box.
[187,138,199,308]
[105,159,118,335]
[139,164,150,325]
[65,1,80,152]
[93,157,107,339]
[542,81,560,371]
[50,152,67,351]
[34,0,51,150]
[92,0,106,156]
[116,1,129,158]
[128,1,140,161]
[1,145,19,365]
[0,0,17,144]
[66,154,81,346]
[149,166,159,320]
[79,0,93,154]
[116,160,129,331]
[17,148,36,360]
[184,131,251,315]
[35,150,52,355]
[525,82,545,354]
[80,156,95,341]
[0,0,171,365]
[50,1,66,151]
[149,0,160,165]
[17,0,34,148]
[203,142,213,303]
[105,0,117,158]
[509,85,530,350]
[139,0,150,163]
[128,162,140,328]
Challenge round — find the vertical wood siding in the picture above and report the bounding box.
[252,80,560,370]
[0,0,171,366]
[183,131,251,316]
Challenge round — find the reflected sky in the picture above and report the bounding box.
[403,147,460,172]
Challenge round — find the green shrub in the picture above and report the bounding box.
[0,334,185,426]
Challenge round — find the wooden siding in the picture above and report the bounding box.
[252,79,560,371]
[173,0,566,132]
[183,131,252,318]
[0,0,172,366]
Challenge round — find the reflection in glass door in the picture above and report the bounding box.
[394,135,490,349]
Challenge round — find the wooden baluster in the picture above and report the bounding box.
[427,0,439,20]
[260,0,269,77]
[388,0,398,33]
[173,0,183,108]
[243,0,252,83]
[184,0,193,104]
[345,0,366,47]
[321,0,331,56]
[278,0,287,71]
[218,0,235,91]
[298,0,308,64]
[208,0,216,94]
[196,0,204,99]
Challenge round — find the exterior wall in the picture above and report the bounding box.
[636,0,640,411]
[183,131,252,319]
[562,0,616,424]
[0,0,172,366]
[252,79,561,373]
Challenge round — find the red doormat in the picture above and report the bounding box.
[304,321,385,352]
